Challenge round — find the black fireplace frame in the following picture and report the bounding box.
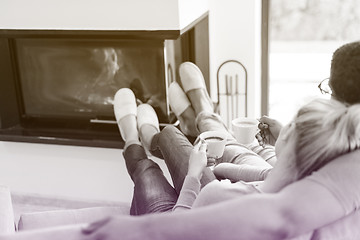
[0,15,209,149]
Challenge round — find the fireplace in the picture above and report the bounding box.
[0,16,209,148]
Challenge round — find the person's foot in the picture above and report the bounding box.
[137,104,160,151]
[178,62,213,116]
[113,88,141,148]
[168,82,198,137]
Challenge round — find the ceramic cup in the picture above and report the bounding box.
[198,131,227,160]
[232,117,258,144]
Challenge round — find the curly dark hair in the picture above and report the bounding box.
[330,41,360,104]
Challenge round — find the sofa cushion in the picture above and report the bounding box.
[18,205,130,231]
[0,185,16,234]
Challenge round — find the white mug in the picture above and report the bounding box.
[232,117,258,144]
[198,131,227,160]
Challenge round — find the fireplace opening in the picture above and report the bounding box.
[16,38,167,122]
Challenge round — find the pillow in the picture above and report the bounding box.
[0,185,15,234]
[18,205,130,231]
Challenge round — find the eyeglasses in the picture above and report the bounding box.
[318,78,332,95]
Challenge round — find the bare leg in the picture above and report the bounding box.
[176,106,199,137]
[119,115,141,150]
[139,124,158,151]
[187,88,213,116]
[137,103,161,151]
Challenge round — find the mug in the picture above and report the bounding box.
[232,117,258,144]
[197,131,227,160]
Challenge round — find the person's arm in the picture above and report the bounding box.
[172,175,201,211]
[172,141,207,211]
[81,177,344,240]
[213,162,270,182]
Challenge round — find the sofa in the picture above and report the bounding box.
[2,184,360,239]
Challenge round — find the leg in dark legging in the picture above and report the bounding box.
[149,125,216,195]
[123,144,178,215]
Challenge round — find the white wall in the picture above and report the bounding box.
[0,0,208,31]
[208,0,262,119]
[0,141,171,203]
[0,0,178,30]
[178,0,209,30]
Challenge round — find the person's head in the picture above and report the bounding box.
[329,41,360,104]
[293,98,360,179]
[262,98,360,193]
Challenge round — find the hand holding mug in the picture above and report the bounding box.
[187,140,208,179]
[256,116,283,147]
[193,131,227,168]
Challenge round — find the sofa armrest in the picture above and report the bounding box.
[18,205,130,231]
[0,185,15,234]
